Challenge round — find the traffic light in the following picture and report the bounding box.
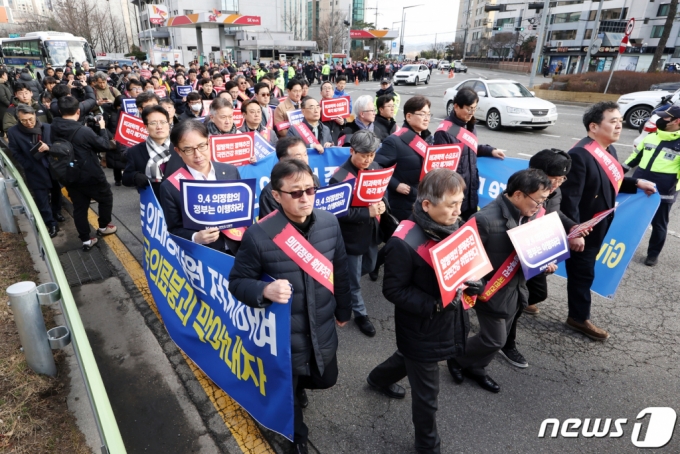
[515,27,525,31]
[399,45,404,53]
[484,4,507,12]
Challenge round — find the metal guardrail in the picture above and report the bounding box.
[0,139,126,454]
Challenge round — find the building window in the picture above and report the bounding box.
[584,29,593,39]
[183,10,193,15]
[551,29,578,40]
[651,25,665,38]
[552,12,580,23]
[496,17,514,27]
[658,4,670,16]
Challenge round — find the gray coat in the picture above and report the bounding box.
[0,81,13,131]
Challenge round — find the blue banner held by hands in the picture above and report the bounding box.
[122,98,138,116]
[314,180,354,217]
[177,85,193,97]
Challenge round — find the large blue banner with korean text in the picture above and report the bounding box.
[239,146,351,217]
[140,187,294,440]
[477,157,660,298]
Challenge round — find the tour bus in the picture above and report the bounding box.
[0,31,97,80]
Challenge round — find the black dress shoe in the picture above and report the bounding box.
[54,213,66,223]
[293,441,308,454]
[115,180,122,186]
[296,388,308,409]
[366,376,406,399]
[368,269,379,281]
[354,315,376,337]
[48,225,59,238]
[462,370,500,393]
[447,358,464,384]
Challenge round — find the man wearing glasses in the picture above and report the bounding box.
[286,97,333,153]
[229,159,351,454]
[159,120,242,255]
[252,82,274,129]
[273,79,305,138]
[448,169,554,394]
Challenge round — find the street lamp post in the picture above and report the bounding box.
[400,4,424,60]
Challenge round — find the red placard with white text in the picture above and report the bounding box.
[114,112,148,147]
[233,109,245,128]
[320,96,351,122]
[210,133,253,166]
[140,69,152,79]
[351,166,395,206]
[567,207,616,239]
[420,144,463,179]
[213,85,225,93]
[154,88,167,98]
[429,218,493,307]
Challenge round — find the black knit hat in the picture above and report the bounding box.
[529,148,571,177]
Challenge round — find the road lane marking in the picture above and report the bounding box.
[62,188,275,454]
[518,153,532,157]
[541,134,560,137]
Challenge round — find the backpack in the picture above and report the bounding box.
[48,126,83,185]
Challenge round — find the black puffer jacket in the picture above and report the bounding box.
[18,71,41,100]
[374,122,433,221]
[471,194,536,318]
[229,209,352,376]
[50,117,112,187]
[433,114,494,214]
[382,216,468,362]
[373,114,396,141]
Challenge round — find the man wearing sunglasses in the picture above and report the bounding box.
[229,159,351,454]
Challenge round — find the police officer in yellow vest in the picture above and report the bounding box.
[256,63,267,82]
[625,105,680,266]
[272,63,285,92]
[288,64,296,82]
[321,61,331,82]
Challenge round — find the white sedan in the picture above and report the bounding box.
[616,90,672,129]
[393,64,431,86]
[443,78,558,131]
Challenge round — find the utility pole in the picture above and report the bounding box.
[461,0,473,61]
[330,0,335,54]
[581,0,606,73]
[527,0,550,90]
[434,33,437,59]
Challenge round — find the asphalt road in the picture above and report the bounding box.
[98,68,680,453]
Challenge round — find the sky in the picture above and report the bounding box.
[363,0,461,50]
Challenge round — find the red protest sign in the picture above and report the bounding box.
[213,85,225,93]
[210,132,253,166]
[567,207,616,239]
[420,144,463,179]
[320,96,351,122]
[154,88,167,98]
[202,100,212,117]
[114,112,148,147]
[140,69,152,79]
[233,109,245,128]
[351,166,395,206]
[429,218,493,307]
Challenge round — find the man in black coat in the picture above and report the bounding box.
[7,105,63,237]
[560,102,656,340]
[158,120,241,255]
[373,94,397,140]
[286,96,333,152]
[52,96,117,251]
[329,130,385,337]
[449,169,554,393]
[229,159,351,454]
[368,169,477,454]
[50,82,97,121]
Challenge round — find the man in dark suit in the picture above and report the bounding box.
[159,120,241,255]
[560,101,656,340]
[7,104,63,238]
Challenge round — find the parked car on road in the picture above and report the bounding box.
[650,81,680,92]
[452,60,468,73]
[616,90,672,129]
[393,64,431,85]
[443,78,558,131]
[438,61,451,70]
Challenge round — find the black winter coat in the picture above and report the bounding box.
[49,85,97,120]
[7,122,54,190]
[471,194,535,318]
[18,72,41,100]
[433,114,494,214]
[382,217,468,363]
[329,158,381,255]
[374,122,433,221]
[50,117,112,187]
[0,81,13,131]
[229,209,352,376]
[560,139,637,248]
[373,114,396,141]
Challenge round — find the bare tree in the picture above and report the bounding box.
[317,11,346,54]
[282,3,305,41]
[488,32,518,58]
[648,0,679,72]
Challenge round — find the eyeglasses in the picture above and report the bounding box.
[522,192,547,207]
[259,92,271,97]
[304,106,321,111]
[548,176,567,185]
[147,120,169,127]
[18,118,35,124]
[362,109,377,114]
[130,88,143,92]
[464,106,478,113]
[179,142,209,156]
[276,187,318,199]
[412,112,432,119]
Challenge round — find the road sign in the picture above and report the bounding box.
[589,38,602,56]
[619,35,629,54]
[625,18,635,36]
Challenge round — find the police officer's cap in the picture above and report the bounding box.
[657,105,680,119]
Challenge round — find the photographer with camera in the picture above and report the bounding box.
[51,96,117,251]
[3,82,50,133]
[50,79,96,121]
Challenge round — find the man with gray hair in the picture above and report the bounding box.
[341,95,376,144]
[329,130,386,337]
[287,96,333,154]
[92,71,121,107]
[204,97,237,135]
[7,104,63,238]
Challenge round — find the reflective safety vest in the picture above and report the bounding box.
[626,128,680,175]
[257,69,266,81]
[288,66,295,78]
[321,64,331,75]
[275,71,285,91]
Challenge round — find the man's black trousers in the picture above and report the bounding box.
[66,182,113,241]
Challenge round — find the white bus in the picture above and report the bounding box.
[0,31,96,79]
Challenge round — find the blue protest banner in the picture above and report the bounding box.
[554,191,660,298]
[140,187,294,440]
[180,179,255,230]
[507,212,570,280]
[314,181,354,217]
[477,157,528,207]
[238,147,350,217]
[288,109,304,125]
[254,132,275,160]
[177,85,193,97]
[122,98,138,116]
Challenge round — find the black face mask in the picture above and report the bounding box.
[656,118,670,131]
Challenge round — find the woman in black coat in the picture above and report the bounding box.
[374,95,434,221]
